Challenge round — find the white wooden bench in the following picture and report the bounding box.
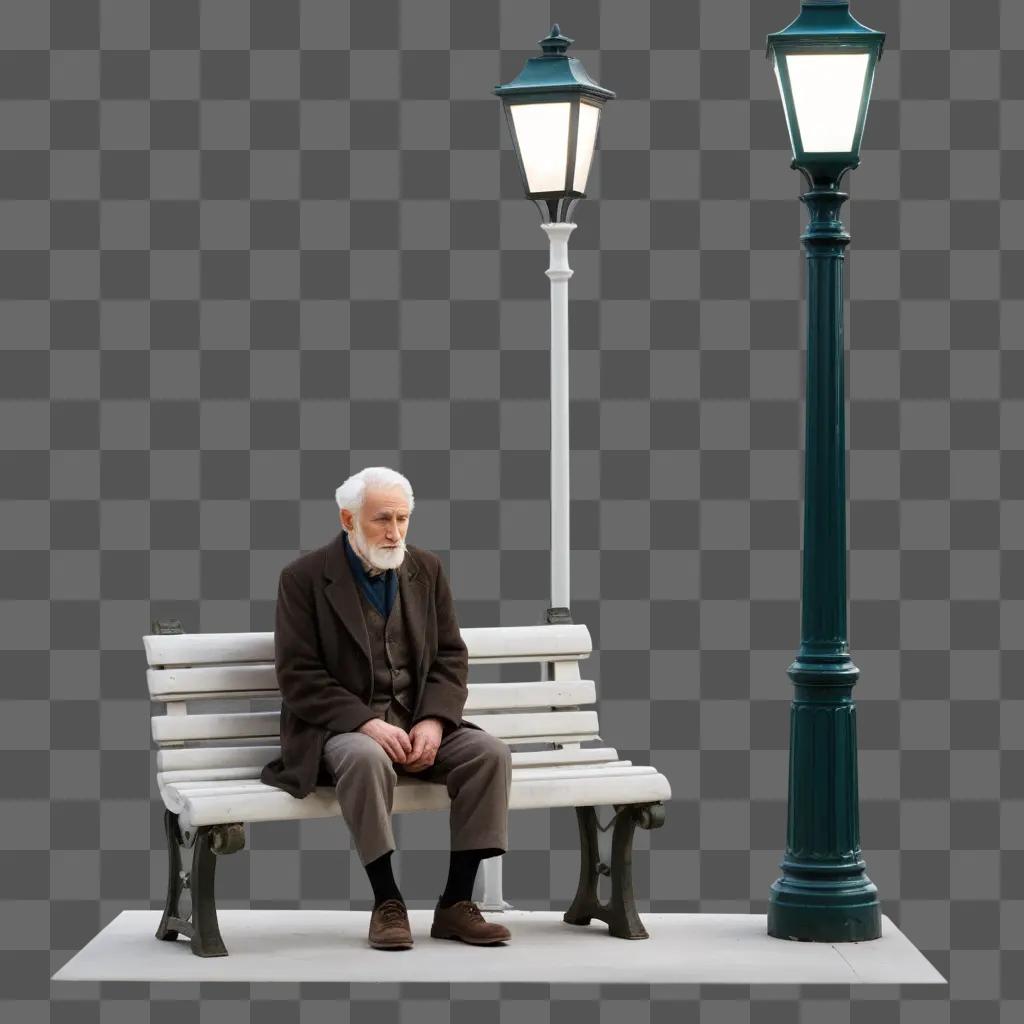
[145,620,671,957]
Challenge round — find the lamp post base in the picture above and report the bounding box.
[766,662,882,943]
[767,883,881,943]
[545,606,573,625]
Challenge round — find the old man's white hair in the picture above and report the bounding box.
[335,466,415,518]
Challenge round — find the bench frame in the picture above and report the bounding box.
[148,619,667,957]
[156,810,243,958]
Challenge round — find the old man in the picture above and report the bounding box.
[261,466,512,950]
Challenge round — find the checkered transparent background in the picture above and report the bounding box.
[1,0,1020,1018]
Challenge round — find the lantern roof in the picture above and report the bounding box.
[766,1,885,59]
[494,25,616,102]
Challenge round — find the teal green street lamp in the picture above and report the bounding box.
[494,25,615,225]
[765,1,886,943]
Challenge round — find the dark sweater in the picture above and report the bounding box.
[342,528,397,619]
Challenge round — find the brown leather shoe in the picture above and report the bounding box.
[368,898,413,950]
[430,900,511,945]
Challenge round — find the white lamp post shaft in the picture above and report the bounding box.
[542,221,576,613]
[481,222,576,913]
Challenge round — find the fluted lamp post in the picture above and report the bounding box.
[765,0,886,942]
[494,25,615,626]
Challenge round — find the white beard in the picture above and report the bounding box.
[349,523,406,572]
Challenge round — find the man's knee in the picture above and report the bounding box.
[475,732,512,769]
[327,732,397,782]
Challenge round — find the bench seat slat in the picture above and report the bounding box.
[157,753,630,790]
[167,770,671,826]
[159,766,269,785]
[155,743,622,774]
[152,709,600,745]
[164,763,647,805]
[144,624,592,669]
[161,761,638,796]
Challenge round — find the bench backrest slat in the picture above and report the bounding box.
[144,624,591,669]
[148,666,594,710]
[156,745,281,773]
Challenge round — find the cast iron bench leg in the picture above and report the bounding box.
[563,802,666,939]
[156,809,186,943]
[156,810,245,957]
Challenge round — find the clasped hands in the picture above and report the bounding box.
[357,715,443,772]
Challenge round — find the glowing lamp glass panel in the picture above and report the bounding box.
[572,103,601,193]
[510,102,572,194]
[778,51,870,154]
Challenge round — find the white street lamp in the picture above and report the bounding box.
[495,25,615,621]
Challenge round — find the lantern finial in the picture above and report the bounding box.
[539,25,573,56]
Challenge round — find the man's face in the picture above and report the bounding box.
[341,486,410,570]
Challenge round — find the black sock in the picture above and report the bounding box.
[365,849,403,908]
[438,848,492,908]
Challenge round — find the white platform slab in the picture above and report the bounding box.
[52,911,945,986]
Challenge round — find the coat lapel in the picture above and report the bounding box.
[397,550,430,682]
[322,530,430,682]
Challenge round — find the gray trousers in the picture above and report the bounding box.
[322,723,512,866]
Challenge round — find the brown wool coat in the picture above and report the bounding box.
[260,529,481,799]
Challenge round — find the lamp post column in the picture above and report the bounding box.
[542,221,576,623]
[480,223,575,914]
[767,176,881,942]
